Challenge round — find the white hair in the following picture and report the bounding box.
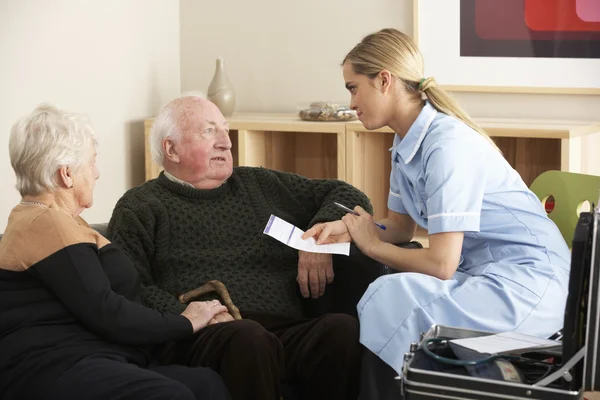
[150,91,207,167]
[9,103,98,196]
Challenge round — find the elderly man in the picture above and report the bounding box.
[108,95,373,400]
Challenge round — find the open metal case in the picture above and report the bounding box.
[583,200,600,391]
[401,201,600,399]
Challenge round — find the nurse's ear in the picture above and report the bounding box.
[378,69,394,94]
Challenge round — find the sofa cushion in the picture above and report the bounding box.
[90,223,109,238]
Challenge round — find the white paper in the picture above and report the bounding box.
[450,332,561,355]
[263,215,350,256]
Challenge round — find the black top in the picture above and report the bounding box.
[0,205,192,399]
[108,167,373,319]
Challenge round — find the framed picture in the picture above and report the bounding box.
[413,0,600,94]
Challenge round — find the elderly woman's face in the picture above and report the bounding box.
[72,142,99,209]
[174,100,233,189]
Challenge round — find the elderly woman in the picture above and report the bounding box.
[0,104,232,400]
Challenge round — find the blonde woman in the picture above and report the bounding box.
[304,28,570,375]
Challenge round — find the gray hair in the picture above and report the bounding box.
[9,103,98,196]
[150,91,207,167]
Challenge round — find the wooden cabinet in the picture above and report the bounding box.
[145,113,600,222]
[231,115,346,181]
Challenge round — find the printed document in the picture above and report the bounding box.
[263,214,350,256]
[450,332,562,355]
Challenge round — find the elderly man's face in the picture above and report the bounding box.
[173,99,233,188]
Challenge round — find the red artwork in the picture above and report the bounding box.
[462,0,600,58]
[525,0,600,31]
[475,0,599,40]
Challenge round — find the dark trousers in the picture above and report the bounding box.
[360,348,404,400]
[156,313,361,400]
[46,354,231,400]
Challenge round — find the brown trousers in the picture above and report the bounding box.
[155,313,361,400]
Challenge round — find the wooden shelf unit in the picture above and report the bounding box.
[145,113,600,223]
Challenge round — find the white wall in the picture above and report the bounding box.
[3,0,595,230]
[180,0,600,119]
[180,0,412,112]
[0,0,181,229]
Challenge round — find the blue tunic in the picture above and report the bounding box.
[358,101,571,375]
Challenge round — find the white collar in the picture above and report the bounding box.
[163,170,196,189]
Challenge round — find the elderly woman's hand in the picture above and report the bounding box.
[181,300,228,333]
[208,311,235,325]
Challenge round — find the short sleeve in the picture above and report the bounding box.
[424,139,486,234]
[388,155,409,215]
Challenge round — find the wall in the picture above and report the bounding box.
[180,0,600,119]
[0,0,181,229]
[3,0,594,230]
[180,0,412,112]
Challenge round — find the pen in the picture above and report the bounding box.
[334,202,387,230]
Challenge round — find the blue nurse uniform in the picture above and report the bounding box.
[358,101,571,375]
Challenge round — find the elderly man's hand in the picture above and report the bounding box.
[297,251,334,298]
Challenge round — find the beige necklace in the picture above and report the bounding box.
[20,201,48,208]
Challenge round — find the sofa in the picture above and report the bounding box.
[0,222,417,399]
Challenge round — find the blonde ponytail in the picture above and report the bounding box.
[344,28,500,152]
[419,78,500,152]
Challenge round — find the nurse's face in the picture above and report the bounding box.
[343,62,392,131]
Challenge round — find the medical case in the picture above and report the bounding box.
[401,202,600,399]
[401,325,581,399]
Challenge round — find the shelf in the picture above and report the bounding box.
[345,118,599,139]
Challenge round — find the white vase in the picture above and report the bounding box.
[207,57,236,116]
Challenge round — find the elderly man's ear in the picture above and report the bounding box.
[163,139,180,164]
[57,166,74,189]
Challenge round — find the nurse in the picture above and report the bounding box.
[303,28,571,375]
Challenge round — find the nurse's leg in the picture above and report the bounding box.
[358,272,469,356]
[358,271,546,374]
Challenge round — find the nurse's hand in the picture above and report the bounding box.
[302,220,351,244]
[342,206,382,257]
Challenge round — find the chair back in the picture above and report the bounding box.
[529,170,600,247]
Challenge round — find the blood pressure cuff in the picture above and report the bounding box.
[409,342,524,383]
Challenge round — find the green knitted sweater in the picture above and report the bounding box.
[107,167,372,319]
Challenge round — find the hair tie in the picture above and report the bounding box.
[418,78,427,91]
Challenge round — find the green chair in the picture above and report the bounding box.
[529,170,600,247]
